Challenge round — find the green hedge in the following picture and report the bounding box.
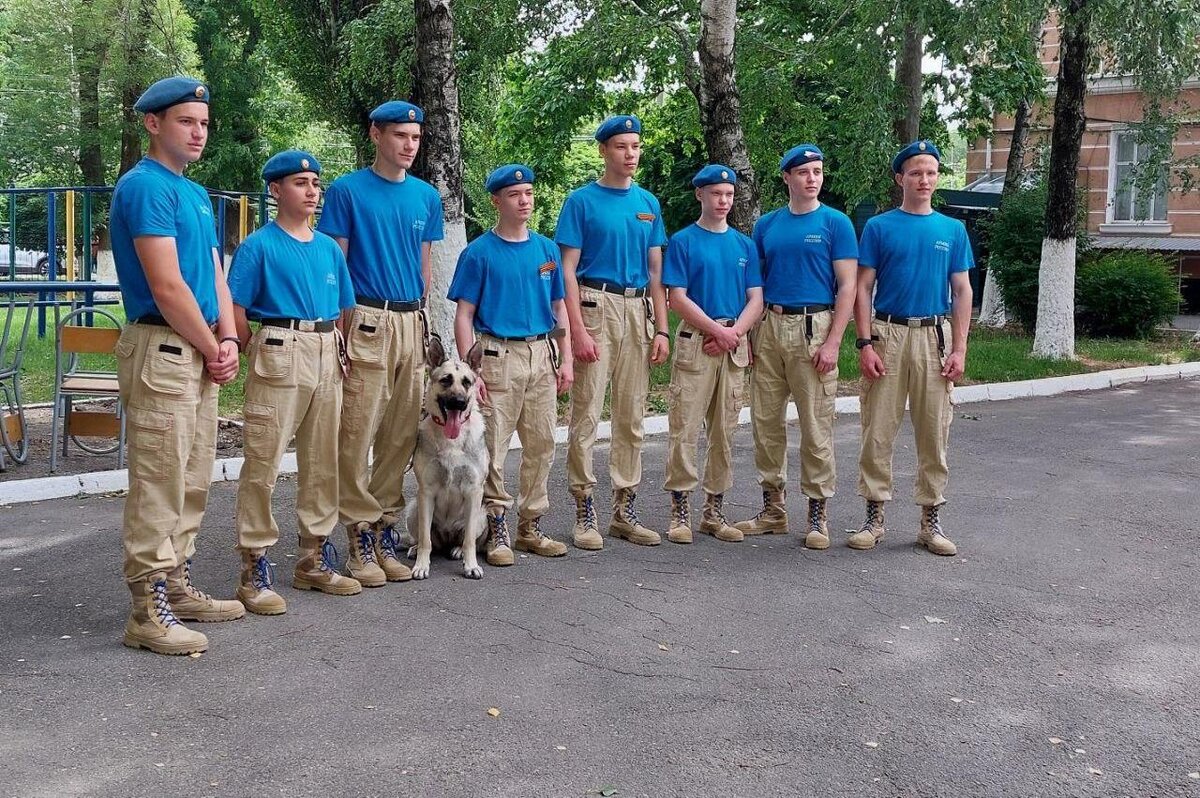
[1075,252,1180,338]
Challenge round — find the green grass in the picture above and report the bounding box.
[5,304,1195,419]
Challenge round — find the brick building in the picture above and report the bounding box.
[966,21,1200,312]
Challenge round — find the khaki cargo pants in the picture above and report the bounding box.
[115,323,219,583]
[858,317,955,506]
[567,288,654,494]
[664,321,748,495]
[479,335,558,519]
[338,305,425,525]
[236,327,342,549]
[748,309,838,499]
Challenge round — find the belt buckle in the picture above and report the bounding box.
[623,287,637,298]
[299,320,315,332]
[523,335,536,342]
[907,318,921,328]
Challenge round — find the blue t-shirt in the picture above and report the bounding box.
[227,223,355,321]
[858,209,975,317]
[110,157,219,324]
[448,230,565,339]
[662,223,762,321]
[316,168,445,303]
[752,203,858,306]
[554,181,668,288]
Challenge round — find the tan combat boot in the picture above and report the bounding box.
[804,498,831,550]
[293,537,363,595]
[486,509,515,567]
[847,500,886,550]
[698,493,743,542]
[666,490,693,544]
[166,559,246,622]
[236,548,287,616]
[917,504,958,557]
[515,517,568,557]
[610,488,661,546]
[345,522,387,587]
[572,492,603,551]
[122,576,209,655]
[375,516,414,582]
[734,488,789,535]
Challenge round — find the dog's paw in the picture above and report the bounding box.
[463,564,483,580]
[412,563,431,580]
[450,546,464,561]
[406,545,418,559]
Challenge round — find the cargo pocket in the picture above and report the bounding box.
[126,407,172,481]
[821,374,839,417]
[114,329,135,360]
[673,324,702,372]
[252,333,296,385]
[347,310,386,368]
[140,333,195,397]
[341,375,366,432]
[579,290,604,337]
[726,371,746,429]
[481,346,510,394]
[242,402,276,461]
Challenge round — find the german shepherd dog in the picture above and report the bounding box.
[404,335,489,580]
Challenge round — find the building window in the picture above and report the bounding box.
[1110,131,1168,222]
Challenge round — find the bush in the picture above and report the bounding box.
[1075,252,1180,338]
[982,183,1047,332]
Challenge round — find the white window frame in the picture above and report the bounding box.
[1102,129,1171,233]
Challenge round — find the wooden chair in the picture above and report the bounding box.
[0,295,34,471]
[51,306,124,472]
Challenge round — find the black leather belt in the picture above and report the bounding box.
[876,312,946,327]
[768,303,830,315]
[260,318,336,332]
[356,296,425,312]
[134,314,216,332]
[579,277,647,298]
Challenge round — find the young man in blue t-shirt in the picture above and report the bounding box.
[852,139,974,556]
[735,144,858,550]
[316,100,444,587]
[661,165,763,544]
[556,114,670,552]
[110,76,245,656]
[448,164,574,567]
[228,150,361,614]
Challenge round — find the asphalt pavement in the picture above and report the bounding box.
[1,379,1198,798]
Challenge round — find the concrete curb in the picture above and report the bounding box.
[3,361,1197,507]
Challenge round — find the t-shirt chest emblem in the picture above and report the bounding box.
[538,260,556,280]
[934,239,950,253]
[636,213,656,223]
[804,234,823,245]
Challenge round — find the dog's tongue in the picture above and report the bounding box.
[443,408,463,439]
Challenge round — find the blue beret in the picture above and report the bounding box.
[780,144,825,172]
[134,76,210,114]
[692,164,737,188]
[892,139,941,173]
[262,150,321,183]
[370,101,424,125]
[485,163,535,193]
[594,115,641,142]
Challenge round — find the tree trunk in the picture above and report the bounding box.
[118,0,153,177]
[695,0,759,233]
[1033,0,1091,359]
[74,0,106,186]
[414,0,465,346]
[888,19,923,207]
[980,95,1034,328]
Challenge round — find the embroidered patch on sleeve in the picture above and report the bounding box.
[636,213,656,222]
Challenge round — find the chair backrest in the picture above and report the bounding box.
[55,306,123,381]
[60,325,121,355]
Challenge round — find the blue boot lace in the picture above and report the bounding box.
[151,579,181,628]
[489,512,511,549]
[379,524,403,561]
[319,539,342,574]
[251,554,275,591]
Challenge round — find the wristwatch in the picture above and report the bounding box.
[855,336,879,350]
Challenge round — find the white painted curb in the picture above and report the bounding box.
[2,362,1197,507]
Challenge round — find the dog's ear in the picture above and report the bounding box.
[426,334,447,369]
[465,340,484,374]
